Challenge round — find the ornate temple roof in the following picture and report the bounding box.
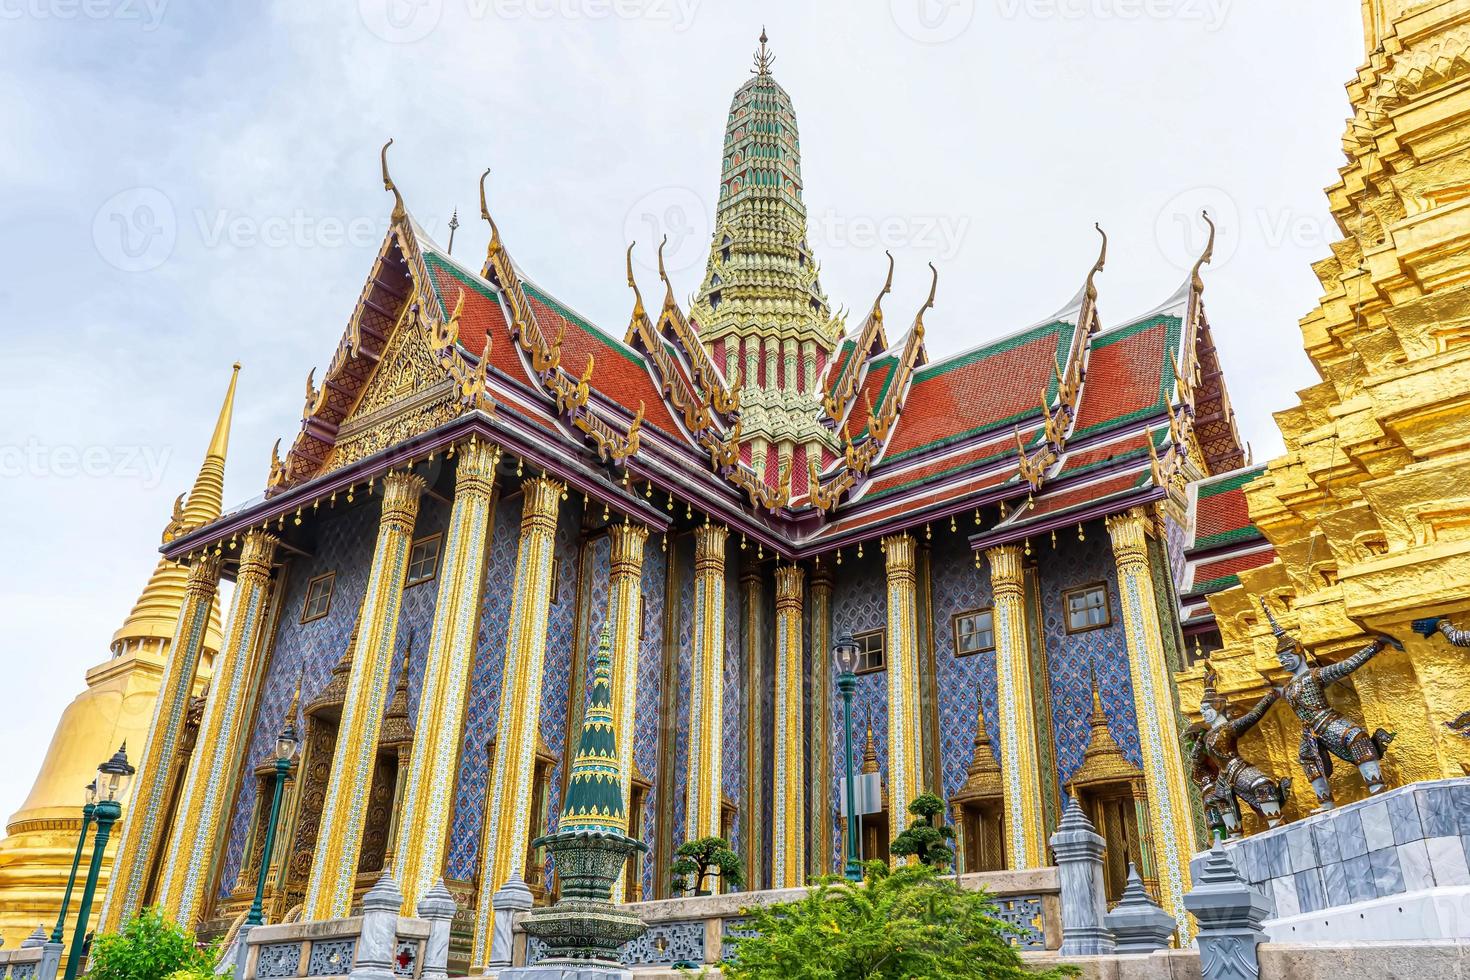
[164,37,1260,570]
[1177,464,1275,630]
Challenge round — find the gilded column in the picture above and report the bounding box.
[470,476,563,969]
[303,471,426,921]
[97,554,222,935]
[807,565,833,877]
[156,531,279,927]
[394,440,498,912]
[607,522,648,900]
[985,545,1048,869]
[883,534,923,836]
[685,524,728,842]
[773,565,805,888]
[740,557,764,887]
[1106,506,1195,940]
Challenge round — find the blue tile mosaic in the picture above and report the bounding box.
[928,533,999,803]
[828,549,888,870]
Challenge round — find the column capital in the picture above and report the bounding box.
[380,471,428,532]
[236,530,279,581]
[883,533,917,577]
[810,562,834,592]
[520,476,564,533]
[985,544,1026,594]
[608,522,649,572]
[694,523,728,569]
[1105,506,1151,565]
[775,564,804,609]
[184,552,224,593]
[455,438,500,491]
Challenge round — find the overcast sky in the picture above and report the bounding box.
[0,1,1363,823]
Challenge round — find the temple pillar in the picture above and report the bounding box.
[303,471,426,921]
[686,524,729,843]
[157,531,279,927]
[808,564,833,877]
[469,476,564,970]
[97,553,222,935]
[883,534,923,835]
[986,544,1049,869]
[772,565,805,888]
[394,440,499,913]
[607,521,648,900]
[1106,506,1196,940]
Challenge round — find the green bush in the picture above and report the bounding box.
[721,861,1077,979]
[87,908,221,980]
[670,836,744,895]
[890,793,957,870]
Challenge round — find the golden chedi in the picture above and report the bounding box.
[1179,0,1470,818]
[0,367,238,946]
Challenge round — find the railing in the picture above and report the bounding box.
[513,867,1061,970]
[0,930,63,980]
[244,917,429,980]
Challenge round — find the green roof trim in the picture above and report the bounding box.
[1193,525,1265,551]
[423,251,501,315]
[1198,465,1267,499]
[1070,314,1184,440]
[1188,573,1241,596]
[862,443,1018,503]
[881,320,1076,465]
[522,281,645,368]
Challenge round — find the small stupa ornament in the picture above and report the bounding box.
[506,627,647,974]
[752,27,774,75]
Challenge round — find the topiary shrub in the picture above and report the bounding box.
[670,836,745,896]
[87,908,221,980]
[721,861,1078,979]
[889,792,957,870]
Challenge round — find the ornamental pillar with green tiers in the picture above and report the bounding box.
[501,627,647,978]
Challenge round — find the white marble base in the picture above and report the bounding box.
[496,965,632,980]
[1263,884,1470,943]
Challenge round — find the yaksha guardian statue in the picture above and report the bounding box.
[1187,663,1290,835]
[1261,598,1401,809]
[1411,617,1470,738]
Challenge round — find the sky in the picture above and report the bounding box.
[0,1,1364,825]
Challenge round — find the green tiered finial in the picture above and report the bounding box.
[558,627,626,836]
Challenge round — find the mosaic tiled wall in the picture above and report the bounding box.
[669,534,694,851]
[721,544,743,856]
[826,549,888,870]
[928,533,1000,801]
[538,497,587,861]
[218,493,450,897]
[633,539,667,899]
[1036,523,1143,791]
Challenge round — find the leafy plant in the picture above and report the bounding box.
[670,836,745,895]
[889,792,956,870]
[87,908,222,980]
[721,862,1077,979]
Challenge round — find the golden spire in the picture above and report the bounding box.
[112,364,240,655]
[752,27,774,75]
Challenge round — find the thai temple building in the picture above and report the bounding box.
[10,26,1356,967]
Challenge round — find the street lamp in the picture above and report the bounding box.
[50,782,96,945]
[833,631,863,882]
[65,745,133,980]
[246,707,300,927]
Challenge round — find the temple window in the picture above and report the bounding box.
[952,608,995,656]
[852,628,886,675]
[300,571,335,623]
[1063,583,1111,634]
[405,534,442,587]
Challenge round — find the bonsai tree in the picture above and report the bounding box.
[670,836,744,896]
[87,908,221,980]
[723,861,1077,979]
[889,792,956,870]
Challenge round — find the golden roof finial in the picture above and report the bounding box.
[380,138,406,224]
[913,262,938,338]
[656,234,677,308]
[1190,209,1216,293]
[1085,222,1108,302]
[625,241,647,321]
[479,167,502,260]
[753,27,774,75]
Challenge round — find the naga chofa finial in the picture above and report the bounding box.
[656,234,677,305]
[1190,209,1216,293]
[753,27,774,75]
[914,262,938,337]
[479,167,501,256]
[882,250,895,295]
[1085,222,1107,301]
[625,242,647,319]
[380,139,406,223]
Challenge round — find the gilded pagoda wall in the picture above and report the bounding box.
[930,533,1001,801]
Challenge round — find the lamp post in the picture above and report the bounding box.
[246,708,299,927]
[51,781,96,945]
[833,631,863,882]
[65,745,134,980]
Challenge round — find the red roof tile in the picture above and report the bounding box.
[1071,315,1181,437]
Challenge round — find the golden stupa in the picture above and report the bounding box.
[1178,0,1470,812]
[0,366,239,946]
